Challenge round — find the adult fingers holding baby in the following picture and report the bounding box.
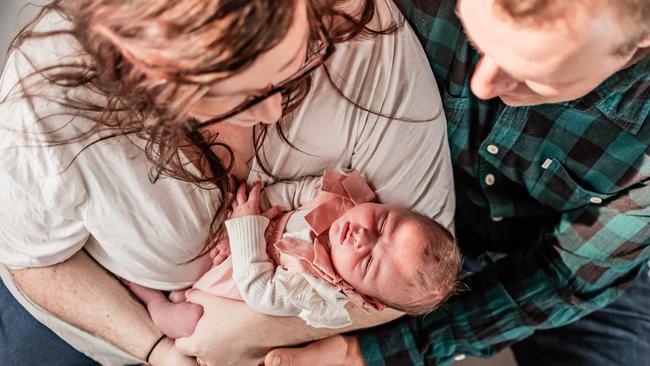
[174,290,279,366]
[174,289,376,366]
[263,335,364,366]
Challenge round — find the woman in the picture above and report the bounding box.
[0,0,453,365]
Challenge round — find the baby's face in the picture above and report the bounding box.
[328,203,424,302]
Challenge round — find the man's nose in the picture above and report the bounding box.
[470,55,519,100]
[247,92,283,125]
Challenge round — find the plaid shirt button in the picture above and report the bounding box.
[590,197,603,204]
[454,354,467,361]
[485,174,496,186]
[492,216,503,222]
[487,144,499,154]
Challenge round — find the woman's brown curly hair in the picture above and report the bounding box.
[5,0,399,256]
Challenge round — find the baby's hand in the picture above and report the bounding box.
[209,230,230,266]
[230,182,284,220]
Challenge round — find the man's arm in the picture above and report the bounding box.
[10,250,195,365]
[354,183,650,365]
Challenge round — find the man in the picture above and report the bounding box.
[266,0,650,365]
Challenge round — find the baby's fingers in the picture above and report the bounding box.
[262,205,284,220]
[247,182,263,205]
[236,183,248,205]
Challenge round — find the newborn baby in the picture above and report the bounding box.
[127,170,461,337]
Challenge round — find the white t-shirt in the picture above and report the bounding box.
[0,1,454,364]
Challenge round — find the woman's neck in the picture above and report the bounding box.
[182,122,255,183]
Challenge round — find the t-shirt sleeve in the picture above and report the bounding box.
[348,24,455,228]
[244,1,454,228]
[0,39,91,269]
[0,169,89,268]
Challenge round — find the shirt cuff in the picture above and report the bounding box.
[225,215,270,268]
[356,310,457,366]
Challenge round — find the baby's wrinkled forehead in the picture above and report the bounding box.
[387,215,429,263]
[394,211,430,237]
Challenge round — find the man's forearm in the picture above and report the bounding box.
[257,304,403,349]
[356,245,647,365]
[10,250,162,361]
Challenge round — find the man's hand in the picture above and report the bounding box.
[264,336,365,366]
[231,182,283,220]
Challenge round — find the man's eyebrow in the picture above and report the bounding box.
[463,28,483,54]
[460,28,530,81]
[454,3,484,54]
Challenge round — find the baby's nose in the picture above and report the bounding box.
[353,228,371,251]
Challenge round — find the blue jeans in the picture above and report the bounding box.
[2,269,648,365]
[511,267,650,366]
[0,278,99,366]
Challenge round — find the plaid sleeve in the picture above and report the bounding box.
[357,181,650,366]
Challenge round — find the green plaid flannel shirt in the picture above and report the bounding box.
[356,1,650,365]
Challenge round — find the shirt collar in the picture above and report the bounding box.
[588,55,650,134]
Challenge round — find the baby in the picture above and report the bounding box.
[126,170,461,337]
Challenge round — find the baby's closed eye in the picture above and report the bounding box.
[363,256,374,277]
[377,217,386,234]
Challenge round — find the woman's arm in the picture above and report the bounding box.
[10,250,196,366]
[175,290,402,366]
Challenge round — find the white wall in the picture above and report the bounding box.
[0,0,49,67]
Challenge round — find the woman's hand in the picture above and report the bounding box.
[263,336,365,366]
[174,290,273,366]
[149,336,199,366]
[231,182,283,220]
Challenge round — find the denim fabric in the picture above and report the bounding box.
[512,268,650,366]
[0,278,99,366]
